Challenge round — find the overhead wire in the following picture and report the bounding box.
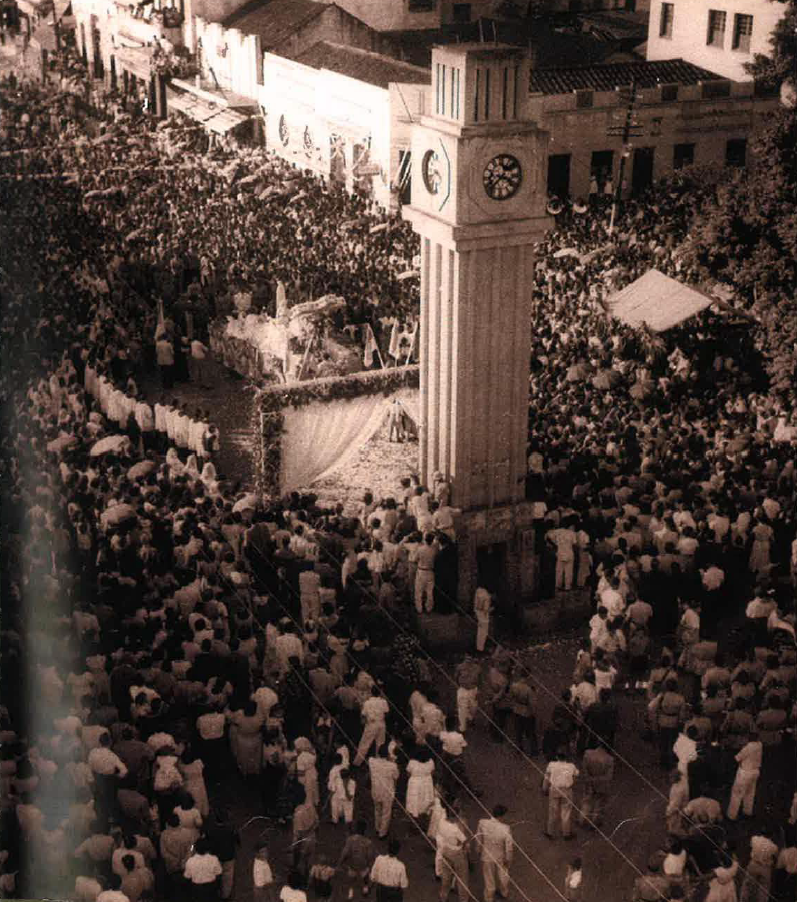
[307,525,775,898]
[188,532,559,902]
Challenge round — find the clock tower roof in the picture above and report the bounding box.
[428,42,532,127]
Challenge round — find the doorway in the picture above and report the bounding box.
[546,153,571,199]
[631,146,654,195]
[477,542,510,614]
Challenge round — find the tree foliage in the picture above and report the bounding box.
[678,0,797,397]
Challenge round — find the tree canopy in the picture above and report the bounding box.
[678,0,797,397]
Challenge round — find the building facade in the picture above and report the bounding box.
[259,46,429,209]
[321,0,498,31]
[646,0,785,82]
[530,59,779,201]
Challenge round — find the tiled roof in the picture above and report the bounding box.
[384,19,621,70]
[223,0,325,47]
[532,58,723,95]
[296,41,431,89]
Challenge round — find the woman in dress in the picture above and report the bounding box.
[228,700,264,777]
[405,746,435,819]
[185,453,200,479]
[293,737,319,810]
[165,447,184,476]
[179,748,209,819]
[749,515,774,576]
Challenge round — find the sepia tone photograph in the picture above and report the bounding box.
[1,0,796,899]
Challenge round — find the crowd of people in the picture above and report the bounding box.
[1,58,797,902]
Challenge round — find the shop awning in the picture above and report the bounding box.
[115,45,151,81]
[205,107,251,134]
[169,91,251,133]
[606,269,717,332]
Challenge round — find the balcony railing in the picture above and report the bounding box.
[115,1,183,46]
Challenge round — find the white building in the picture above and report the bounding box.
[260,43,430,208]
[646,0,785,82]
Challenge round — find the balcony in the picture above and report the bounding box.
[114,1,183,48]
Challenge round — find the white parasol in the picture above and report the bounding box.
[128,459,157,480]
[90,434,132,457]
[100,502,137,527]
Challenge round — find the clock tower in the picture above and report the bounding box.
[403,43,550,609]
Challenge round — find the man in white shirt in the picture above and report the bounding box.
[436,808,470,902]
[353,686,389,766]
[727,732,762,820]
[190,338,210,388]
[673,725,699,776]
[183,838,222,901]
[474,586,492,653]
[542,753,579,839]
[368,745,399,838]
[547,523,577,591]
[475,805,513,902]
[370,839,408,900]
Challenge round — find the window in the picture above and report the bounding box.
[575,89,593,109]
[660,83,678,102]
[701,79,731,99]
[706,9,726,46]
[673,142,695,169]
[452,3,471,22]
[659,2,674,38]
[408,0,435,10]
[725,138,747,167]
[732,13,753,51]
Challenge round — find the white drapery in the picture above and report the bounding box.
[280,387,418,491]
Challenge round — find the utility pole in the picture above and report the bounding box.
[606,79,642,234]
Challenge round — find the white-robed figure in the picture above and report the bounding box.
[474,586,492,653]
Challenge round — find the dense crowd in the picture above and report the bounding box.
[1,68,797,902]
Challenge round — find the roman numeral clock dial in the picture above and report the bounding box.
[483,154,523,201]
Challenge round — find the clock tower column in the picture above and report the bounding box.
[403,43,551,608]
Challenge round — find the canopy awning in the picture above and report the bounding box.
[606,269,718,332]
[115,45,151,81]
[205,106,251,134]
[169,90,251,133]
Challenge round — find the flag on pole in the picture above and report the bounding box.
[388,321,401,358]
[405,319,419,364]
[363,323,379,367]
[155,299,166,342]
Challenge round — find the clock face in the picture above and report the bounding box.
[278,114,290,147]
[422,149,442,195]
[483,154,523,201]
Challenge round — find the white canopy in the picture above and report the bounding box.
[606,269,717,333]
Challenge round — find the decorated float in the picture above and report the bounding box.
[209,287,362,384]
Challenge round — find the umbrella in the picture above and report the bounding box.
[397,270,419,281]
[369,222,389,235]
[238,173,260,187]
[47,434,76,454]
[100,502,137,527]
[128,460,157,480]
[553,247,579,259]
[90,434,132,457]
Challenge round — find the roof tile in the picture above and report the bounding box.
[531,58,723,95]
[295,41,431,89]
